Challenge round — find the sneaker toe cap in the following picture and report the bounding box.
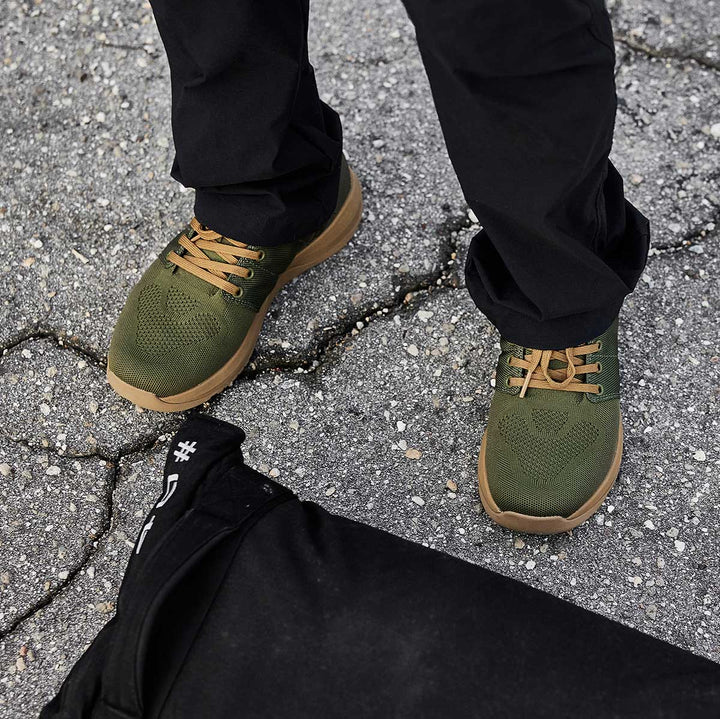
[108,284,233,398]
[484,408,620,518]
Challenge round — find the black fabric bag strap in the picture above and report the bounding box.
[99,417,292,717]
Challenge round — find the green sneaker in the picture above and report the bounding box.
[478,319,623,534]
[108,159,362,411]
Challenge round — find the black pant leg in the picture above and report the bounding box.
[401,0,650,348]
[149,0,342,245]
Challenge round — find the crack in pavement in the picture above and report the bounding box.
[0,458,119,640]
[650,241,717,257]
[248,276,461,378]
[0,417,178,463]
[242,213,468,379]
[0,427,176,640]
[1,328,106,368]
[0,429,108,461]
[614,34,720,72]
[648,213,720,257]
[245,283,459,385]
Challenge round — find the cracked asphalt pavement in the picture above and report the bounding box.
[1,0,719,714]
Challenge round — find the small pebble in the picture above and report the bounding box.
[70,247,90,265]
[411,496,425,507]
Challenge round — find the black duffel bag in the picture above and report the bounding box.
[42,416,720,718]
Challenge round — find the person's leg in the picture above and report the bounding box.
[107,0,363,410]
[150,0,343,245]
[400,0,648,533]
[401,0,649,349]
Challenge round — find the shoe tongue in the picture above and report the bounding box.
[186,226,241,267]
[548,351,590,382]
[522,349,569,371]
[525,349,585,377]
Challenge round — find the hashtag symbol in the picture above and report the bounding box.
[174,440,197,462]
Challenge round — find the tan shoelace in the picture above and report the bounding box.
[508,343,601,398]
[167,217,263,296]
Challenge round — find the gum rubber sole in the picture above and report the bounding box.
[107,170,363,412]
[477,420,623,535]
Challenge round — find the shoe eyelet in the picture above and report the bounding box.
[246,268,255,280]
[234,287,244,298]
[257,250,266,261]
[596,362,602,374]
[596,384,604,396]
[505,377,512,387]
[596,340,603,351]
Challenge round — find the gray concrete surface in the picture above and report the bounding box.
[1,0,719,714]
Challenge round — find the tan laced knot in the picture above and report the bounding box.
[508,343,601,398]
[166,217,263,296]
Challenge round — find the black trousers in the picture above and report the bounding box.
[149,0,650,348]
